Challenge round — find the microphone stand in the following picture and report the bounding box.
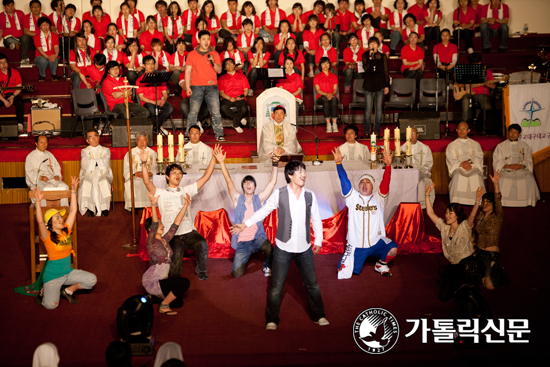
[291,122,323,165]
[172,14,176,54]
[35,158,49,188]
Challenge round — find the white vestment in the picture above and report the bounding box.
[182,141,212,165]
[401,140,434,209]
[338,141,369,161]
[493,139,540,207]
[123,146,158,210]
[258,120,303,163]
[25,148,69,207]
[78,145,113,215]
[445,138,485,205]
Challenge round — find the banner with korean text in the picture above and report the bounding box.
[504,84,550,164]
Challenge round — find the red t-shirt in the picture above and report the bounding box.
[286,13,308,30]
[236,32,255,48]
[422,9,442,27]
[303,11,326,24]
[220,50,246,70]
[400,44,424,73]
[0,67,22,94]
[273,32,296,47]
[343,46,365,70]
[182,9,201,35]
[118,9,145,24]
[278,50,306,67]
[471,4,484,26]
[186,48,221,86]
[140,30,165,52]
[472,69,494,95]
[366,6,392,29]
[102,49,124,63]
[220,11,239,31]
[276,71,303,100]
[407,4,428,25]
[136,72,167,106]
[205,16,220,31]
[453,7,477,30]
[218,72,250,98]
[434,42,458,65]
[261,8,287,30]
[313,71,338,98]
[84,65,105,82]
[170,50,188,67]
[0,10,25,38]
[389,10,407,30]
[303,28,323,51]
[236,15,261,30]
[121,53,143,69]
[86,34,101,53]
[357,26,378,49]
[34,31,59,56]
[482,3,509,30]
[324,15,340,31]
[246,51,271,72]
[116,15,139,38]
[70,49,93,74]
[336,9,355,32]
[48,11,63,31]
[402,25,425,40]
[102,74,128,109]
[315,47,337,65]
[89,14,111,38]
[23,12,47,33]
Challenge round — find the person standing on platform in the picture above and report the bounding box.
[258,105,303,163]
[25,135,70,207]
[140,145,224,280]
[333,147,398,279]
[445,121,485,206]
[231,161,329,330]
[337,124,369,161]
[123,132,158,211]
[184,30,224,142]
[218,151,279,277]
[493,124,540,207]
[400,127,434,209]
[78,128,113,217]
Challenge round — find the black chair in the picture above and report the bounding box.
[71,89,111,138]
[98,90,119,132]
[417,79,446,110]
[384,78,416,123]
[348,79,366,124]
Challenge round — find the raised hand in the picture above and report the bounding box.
[383,148,393,166]
[140,149,149,163]
[475,186,485,202]
[490,169,502,184]
[70,176,80,191]
[182,193,191,208]
[147,192,159,206]
[34,186,44,203]
[425,182,435,196]
[332,147,343,164]
[230,223,247,234]
[213,146,226,163]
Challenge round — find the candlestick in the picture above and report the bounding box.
[167,133,174,146]
[157,145,163,162]
[370,133,376,161]
[394,127,401,157]
[178,132,183,146]
[406,141,412,156]
[157,134,162,147]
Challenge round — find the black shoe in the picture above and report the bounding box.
[87,210,95,217]
[482,48,491,53]
[51,75,58,81]
[39,76,45,82]
[101,210,109,217]
[60,288,78,304]
[35,293,43,305]
[216,136,225,142]
[498,48,506,53]
[197,273,208,280]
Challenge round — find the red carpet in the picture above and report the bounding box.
[0,194,548,366]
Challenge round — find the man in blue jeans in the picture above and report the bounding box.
[231,161,329,330]
[184,30,225,142]
[218,149,279,277]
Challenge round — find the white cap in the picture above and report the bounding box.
[358,174,375,187]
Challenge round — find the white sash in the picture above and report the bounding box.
[29,13,45,32]
[350,45,360,62]
[167,16,183,36]
[53,11,61,30]
[240,14,256,29]
[277,32,290,45]
[173,51,185,67]
[405,24,419,37]
[156,13,164,31]
[354,11,364,20]
[240,33,254,47]
[487,4,504,20]
[224,50,241,65]
[62,17,77,33]
[361,26,375,48]
[103,49,119,62]
[76,49,91,67]
[393,10,406,28]
[5,11,21,31]
[40,30,52,51]
[114,35,121,47]
[370,6,388,26]
[321,46,331,58]
[265,8,281,27]
[226,10,239,27]
[426,9,439,24]
[210,17,217,29]
[187,9,200,29]
[87,34,95,49]
[156,51,169,67]
[121,15,134,37]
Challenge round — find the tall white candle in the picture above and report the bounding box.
[370,133,376,161]
[167,133,174,146]
[384,128,390,153]
[406,141,412,156]
[157,146,163,162]
[394,127,401,156]
[178,133,183,147]
[157,134,162,147]
[406,126,412,140]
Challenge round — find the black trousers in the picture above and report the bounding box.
[0,93,24,124]
[159,277,190,299]
[169,230,209,278]
[453,28,474,51]
[317,95,339,119]
[220,99,248,127]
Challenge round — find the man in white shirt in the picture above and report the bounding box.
[493,123,540,207]
[338,124,369,161]
[25,135,69,206]
[401,127,434,208]
[445,121,485,205]
[258,105,303,163]
[78,129,113,216]
[141,145,223,280]
[231,161,329,330]
[182,124,212,165]
[123,132,158,211]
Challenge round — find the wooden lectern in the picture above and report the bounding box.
[28,190,78,283]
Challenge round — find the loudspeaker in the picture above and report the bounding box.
[398,112,440,140]
[31,107,62,135]
[0,119,18,140]
[112,119,153,148]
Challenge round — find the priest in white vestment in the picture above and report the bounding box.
[258,105,303,163]
[25,135,69,206]
[123,132,158,211]
[181,124,213,165]
[493,123,540,207]
[445,122,485,205]
[78,129,113,216]
[401,127,434,208]
[338,125,369,161]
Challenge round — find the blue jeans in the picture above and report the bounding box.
[70,71,81,90]
[390,31,402,50]
[35,55,58,78]
[188,85,223,138]
[480,23,508,50]
[266,246,325,325]
[231,237,272,277]
[364,89,385,135]
[343,68,364,88]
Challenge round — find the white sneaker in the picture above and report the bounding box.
[266,322,277,330]
[160,126,169,135]
[332,122,339,133]
[326,123,332,133]
[234,125,243,133]
[308,71,315,78]
[196,121,204,134]
[20,58,30,65]
[374,261,392,277]
[241,118,247,126]
[315,317,330,326]
[248,89,254,97]
[263,267,271,277]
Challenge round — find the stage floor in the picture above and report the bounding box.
[0,194,548,366]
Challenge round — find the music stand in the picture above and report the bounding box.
[256,68,287,87]
[456,64,487,135]
[141,72,173,137]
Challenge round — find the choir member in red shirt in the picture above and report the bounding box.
[220,37,246,73]
[90,5,110,39]
[219,58,250,133]
[0,53,24,124]
[433,28,457,79]
[168,38,188,95]
[276,57,304,114]
[70,32,96,89]
[79,52,106,92]
[315,32,338,74]
[400,32,424,83]
[140,16,164,54]
[333,0,359,57]
[219,0,240,40]
[137,55,173,125]
[0,0,25,50]
[21,0,46,65]
[259,0,286,42]
[122,38,143,85]
[82,20,101,53]
[246,37,271,96]
[480,0,509,53]
[389,0,408,54]
[343,33,364,92]
[303,14,322,77]
[314,57,340,133]
[164,1,182,51]
[34,16,59,81]
[201,0,220,37]
[273,20,295,70]
[287,3,307,47]
[408,0,427,26]
[423,0,442,52]
[367,0,391,39]
[182,0,201,44]
[278,38,305,79]
[453,0,476,54]
[101,60,149,118]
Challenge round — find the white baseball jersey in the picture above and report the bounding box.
[344,187,389,248]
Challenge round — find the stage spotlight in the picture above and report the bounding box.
[116,294,155,356]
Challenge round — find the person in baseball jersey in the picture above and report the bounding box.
[332,146,397,279]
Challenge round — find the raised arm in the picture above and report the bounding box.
[230,189,279,234]
[217,149,240,204]
[196,144,222,191]
[140,149,156,195]
[332,147,352,196]
[258,155,280,202]
[33,187,50,240]
[379,148,393,196]
[467,186,484,228]
[424,182,439,225]
[65,176,80,230]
